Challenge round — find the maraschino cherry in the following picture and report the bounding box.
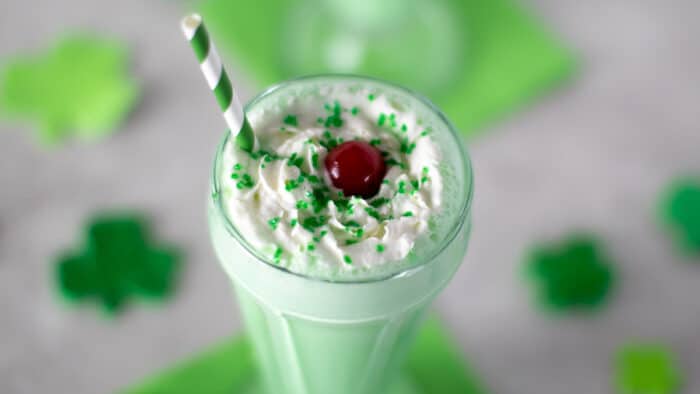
[324,141,386,199]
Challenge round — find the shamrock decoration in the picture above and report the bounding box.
[0,35,138,144]
[660,178,700,254]
[56,213,180,315]
[615,343,681,394]
[524,234,615,311]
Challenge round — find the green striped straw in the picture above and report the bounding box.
[181,13,256,152]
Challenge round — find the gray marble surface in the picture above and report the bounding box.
[1,1,699,393]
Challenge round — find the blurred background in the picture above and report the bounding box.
[1,0,699,393]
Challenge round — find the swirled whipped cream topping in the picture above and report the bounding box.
[219,84,443,277]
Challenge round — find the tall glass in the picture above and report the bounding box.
[208,76,473,394]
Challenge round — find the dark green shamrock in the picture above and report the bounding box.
[615,343,681,394]
[0,35,138,144]
[56,214,180,315]
[660,178,700,254]
[524,234,615,311]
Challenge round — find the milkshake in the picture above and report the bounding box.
[208,75,472,394]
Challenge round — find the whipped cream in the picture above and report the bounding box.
[219,84,443,277]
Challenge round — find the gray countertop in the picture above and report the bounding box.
[1,0,699,393]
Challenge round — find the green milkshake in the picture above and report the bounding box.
[208,75,472,394]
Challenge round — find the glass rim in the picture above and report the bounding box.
[211,74,473,284]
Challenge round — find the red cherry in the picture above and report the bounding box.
[324,141,387,199]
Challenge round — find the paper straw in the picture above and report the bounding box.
[181,13,256,152]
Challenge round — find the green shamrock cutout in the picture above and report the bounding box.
[660,178,700,253]
[615,343,681,394]
[0,35,139,144]
[524,235,615,311]
[56,214,180,315]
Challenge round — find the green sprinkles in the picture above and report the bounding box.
[310,188,330,213]
[407,143,417,154]
[319,129,341,149]
[285,178,301,191]
[365,207,381,220]
[324,101,343,128]
[287,152,303,168]
[233,98,436,265]
[397,180,407,194]
[312,230,328,243]
[273,247,283,263]
[236,174,254,189]
[370,197,390,208]
[302,216,328,232]
[249,150,281,161]
[268,217,280,230]
[283,115,298,126]
[400,138,417,154]
[385,158,406,169]
[389,113,397,128]
[344,220,361,227]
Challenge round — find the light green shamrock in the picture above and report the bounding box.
[615,343,681,394]
[0,35,139,144]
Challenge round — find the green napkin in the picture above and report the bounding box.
[406,318,487,394]
[123,317,487,394]
[198,0,575,137]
